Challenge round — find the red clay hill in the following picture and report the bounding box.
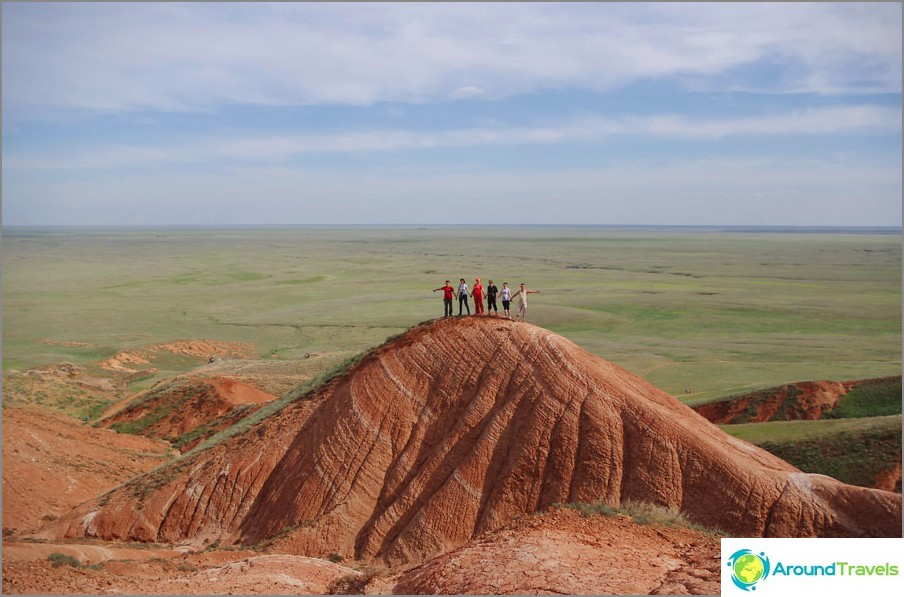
[100,377,276,452]
[45,317,901,566]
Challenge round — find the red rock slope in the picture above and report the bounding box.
[46,318,902,566]
[692,380,850,423]
[1,406,175,535]
[100,377,276,452]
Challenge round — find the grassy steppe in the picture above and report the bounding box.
[2,226,900,400]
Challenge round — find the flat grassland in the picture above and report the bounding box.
[2,226,900,401]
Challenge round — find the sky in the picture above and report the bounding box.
[2,2,902,227]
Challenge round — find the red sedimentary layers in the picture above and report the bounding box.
[46,317,902,565]
[692,381,850,424]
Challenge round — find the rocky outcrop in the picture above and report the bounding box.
[47,318,902,565]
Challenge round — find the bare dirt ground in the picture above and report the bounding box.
[2,508,720,595]
[1,405,176,535]
[389,507,721,595]
[1,542,358,595]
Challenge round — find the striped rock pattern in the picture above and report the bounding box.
[49,317,902,565]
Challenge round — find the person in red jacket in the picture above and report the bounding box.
[432,280,455,317]
[470,277,485,315]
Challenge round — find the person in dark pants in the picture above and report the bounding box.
[486,279,499,315]
[457,278,470,315]
[500,282,513,319]
[433,280,455,317]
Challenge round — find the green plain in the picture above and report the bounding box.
[2,226,901,401]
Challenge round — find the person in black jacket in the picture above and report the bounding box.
[486,279,499,316]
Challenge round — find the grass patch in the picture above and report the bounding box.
[823,377,902,419]
[78,399,116,422]
[557,499,725,537]
[326,567,383,595]
[721,415,902,489]
[47,552,103,570]
[109,379,209,436]
[48,552,82,568]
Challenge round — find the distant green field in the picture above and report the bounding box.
[2,226,901,400]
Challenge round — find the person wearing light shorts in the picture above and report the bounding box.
[510,282,540,322]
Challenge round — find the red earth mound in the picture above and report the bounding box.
[45,318,902,567]
[100,377,276,452]
[1,406,175,535]
[692,380,853,424]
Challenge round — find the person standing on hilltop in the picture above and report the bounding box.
[433,280,455,318]
[511,282,540,322]
[486,279,499,316]
[457,278,470,315]
[500,282,513,319]
[470,277,485,316]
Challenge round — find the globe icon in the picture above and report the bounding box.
[733,553,765,584]
[727,549,770,591]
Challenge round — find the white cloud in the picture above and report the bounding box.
[6,106,899,171]
[448,86,486,100]
[2,3,900,116]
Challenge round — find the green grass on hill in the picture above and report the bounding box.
[721,415,902,490]
[825,377,902,419]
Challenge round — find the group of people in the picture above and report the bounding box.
[433,278,540,322]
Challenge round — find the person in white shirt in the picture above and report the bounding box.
[510,282,540,322]
[500,282,513,319]
[457,278,470,316]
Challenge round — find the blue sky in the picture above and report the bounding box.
[2,2,901,226]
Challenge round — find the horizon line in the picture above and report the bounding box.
[2,223,902,232]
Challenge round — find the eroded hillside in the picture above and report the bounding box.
[44,318,901,567]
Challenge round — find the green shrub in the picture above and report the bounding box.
[47,552,82,568]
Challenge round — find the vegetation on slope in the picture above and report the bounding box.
[721,415,902,491]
